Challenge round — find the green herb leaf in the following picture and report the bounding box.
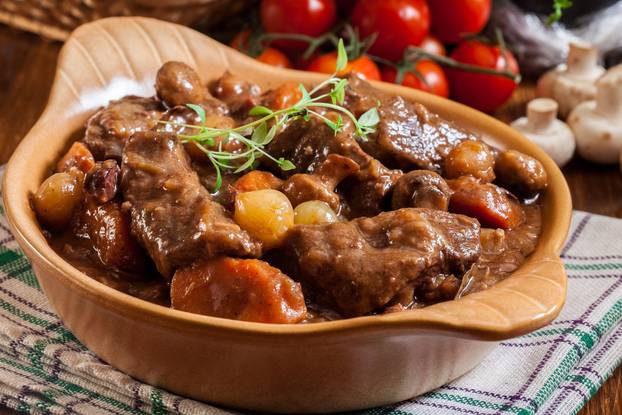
[336,38,348,73]
[251,121,268,144]
[234,154,256,173]
[209,157,223,192]
[358,107,380,129]
[160,37,380,191]
[186,104,206,125]
[248,105,274,117]
[278,158,296,171]
[264,125,277,145]
[323,117,339,133]
[329,78,348,105]
[299,84,311,102]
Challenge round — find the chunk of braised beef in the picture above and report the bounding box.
[171,257,307,323]
[121,131,262,279]
[160,104,242,162]
[415,274,461,303]
[85,160,120,204]
[281,154,359,211]
[275,208,481,316]
[191,162,239,209]
[338,74,474,171]
[391,170,451,211]
[340,158,401,217]
[448,176,525,229]
[210,71,261,115]
[494,150,548,198]
[78,197,148,274]
[160,104,230,137]
[84,96,162,161]
[267,114,401,217]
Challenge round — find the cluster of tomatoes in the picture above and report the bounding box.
[230,0,521,113]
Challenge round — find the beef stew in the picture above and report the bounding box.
[34,61,546,324]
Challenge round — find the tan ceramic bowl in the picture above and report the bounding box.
[3,17,572,413]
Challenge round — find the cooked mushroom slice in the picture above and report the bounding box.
[211,71,262,115]
[155,61,208,107]
[281,154,360,211]
[444,140,496,182]
[494,150,547,198]
[391,170,451,211]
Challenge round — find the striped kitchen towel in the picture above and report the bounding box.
[0,190,620,414]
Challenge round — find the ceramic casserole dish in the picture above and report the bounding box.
[2,17,572,413]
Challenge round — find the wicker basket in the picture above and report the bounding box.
[0,0,249,41]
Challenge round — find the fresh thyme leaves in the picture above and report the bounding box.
[160,38,380,192]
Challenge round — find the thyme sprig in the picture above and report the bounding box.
[160,39,380,192]
[399,29,521,84]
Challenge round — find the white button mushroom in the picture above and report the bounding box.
[568,64,622,164]
[537,42,605,119]
[511,98,575,167]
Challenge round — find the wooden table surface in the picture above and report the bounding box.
[0,24,620,415]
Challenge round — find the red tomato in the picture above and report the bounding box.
[445,40,519,113]
[428,0,491,44]
[381,61,449,98]
[420,35,446,56]
[307,52,381,81]
[352,0,430,61]
[260,0,337,51]
[230,31,293,69]
[257,48,293,68]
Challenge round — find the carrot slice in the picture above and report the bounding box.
[262,82,303,110]
[57,142,95,173]
[233,170,283,193]
[449,177,525,229]
[171,258,307,323]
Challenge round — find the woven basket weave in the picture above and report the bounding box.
[0,0,248,41]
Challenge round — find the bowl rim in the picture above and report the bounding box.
[2,16,572,341]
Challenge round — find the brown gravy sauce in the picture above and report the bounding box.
[51,204,541,322]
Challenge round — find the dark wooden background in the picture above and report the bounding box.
[0,24,619,415]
